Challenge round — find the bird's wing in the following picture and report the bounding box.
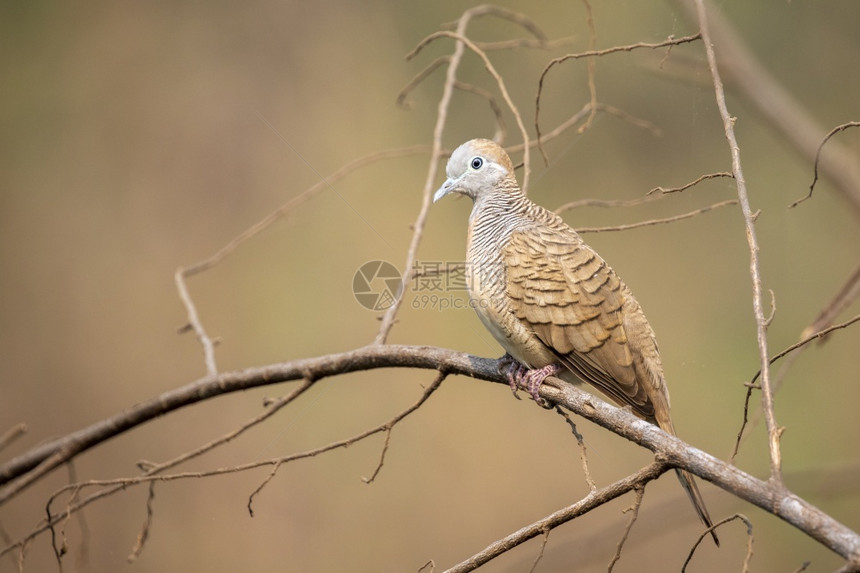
[504,225,655,418]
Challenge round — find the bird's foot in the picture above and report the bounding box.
[498,354,560,407]
[498,353,526,400]
[523,364,562,408]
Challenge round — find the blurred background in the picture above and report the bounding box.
[1,1,858,571]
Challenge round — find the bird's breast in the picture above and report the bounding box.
[465,224,557,369]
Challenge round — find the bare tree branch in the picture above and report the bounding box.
[801,262,860,340]
[377,7,538,344]
[576,199,737,233]
[682,514,754,572]
[535,32,702,162]
[669,0,860,217]
[607,486,646,572]
[0,425,27,454]
[693,0,783,484]
[2,345,858,563]
[732,314,860,462]
[444,461,669,573]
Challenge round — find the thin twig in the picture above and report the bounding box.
[453,81,507,143]
[535,33,702,161]
[361,426,393,484]
[126,482,155,562]
[0,424,27,453]
[748,314,860,387]
[24,379,313,528]
[801,262,860,340]
[247,460,283,517]
[576,199,737,233]
[694,0,783,484]
[439,5,548,43]
[378,9,536,343]
[407,30,531,191]
[443,460,669,573]
[397,56,451,110]
[183,144,431,280]
[682,513,754,572]
[606,486,645,572]
[554,171,733,214]
[578,0,599,137]
[174,268,218,375]
[476,35,576,52]
[792,121,860,208]
[12,374,444,560]
[555,406,596,491]
[528,528,551,573]
[174,145,430,372]
[377,9,477,345]
[670,0,860,216]
[555,193,663,213]
[731,313,860,461]
[648,171,734,195]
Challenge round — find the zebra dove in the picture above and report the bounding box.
[434,138,719,545]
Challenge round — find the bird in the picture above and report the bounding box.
[433,138,719,546]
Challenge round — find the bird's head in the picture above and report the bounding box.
[433,139,518,203]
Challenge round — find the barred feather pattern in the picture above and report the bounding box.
[438,138,718,545]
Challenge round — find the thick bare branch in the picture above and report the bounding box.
[2,345,858,563]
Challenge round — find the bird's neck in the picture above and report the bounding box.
[466,188,530,263]
[468,186,561,241]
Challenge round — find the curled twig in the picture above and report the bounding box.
[535,32,702,161]
[683,513,754,572]
[791,121,860,209]
[397,56,451,109]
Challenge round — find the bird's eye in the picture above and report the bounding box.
[470,156,484,170]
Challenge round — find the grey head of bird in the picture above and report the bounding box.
[433,139,518,203]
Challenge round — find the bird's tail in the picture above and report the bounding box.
[652,409,720,546]
[674,468,720,547]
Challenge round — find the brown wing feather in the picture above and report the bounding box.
[504,225,655,418]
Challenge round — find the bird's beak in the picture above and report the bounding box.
[433,177,457,203]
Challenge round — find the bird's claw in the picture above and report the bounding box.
[498,354,560,407]
[524,364,562,408]
[498,353,524,399]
